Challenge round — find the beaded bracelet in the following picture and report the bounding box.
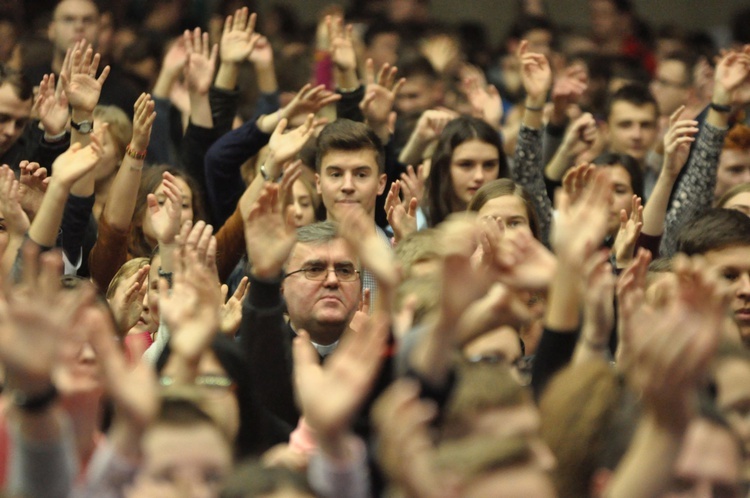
[125,143,147,160]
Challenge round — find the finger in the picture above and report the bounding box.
[364,58,375,85]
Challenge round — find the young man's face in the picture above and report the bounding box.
[316,148,386,222]
[664,418,742,498]
[396,75,440,115]
[282,239,362,345]
[0,83,31,157]
[713,357,750,459]
[48,0,100,54]
[715,149,750,201]
[606,101,658,162]
[704,245,750,345]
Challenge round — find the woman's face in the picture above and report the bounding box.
[477,194,534,243]
[53,302,113,398]
[291,180,317,227]
[142,176,194,243]
[93,119,121,182]
[450,139,500,209]
[607,165,635,235]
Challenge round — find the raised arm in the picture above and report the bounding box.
[359,59,405,143]
[661,49,750,255]
[99,93,155,231]
[0,166,30,277]
[607,255,729,498]
[512,40,554,246]
[28,140,103,248]
[399,109,457,166]
[183,28,218,129]
[214,8,259,91]
[641,106,697,238]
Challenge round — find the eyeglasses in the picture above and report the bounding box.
[160,374,236,397]
[653,77,689,89]
[284,264,360,282]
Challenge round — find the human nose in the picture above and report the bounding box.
[322,268,341,287]
[341,172,355,193]
[0,121,14,137]
[738,273,750,298]
[472,165,485,182]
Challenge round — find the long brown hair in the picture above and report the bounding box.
[128,165,207,258]
[467,178,541,240]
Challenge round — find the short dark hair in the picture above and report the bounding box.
[221,460,314,498]
[507,15,556,45]
[0,64,32,101]
[605,83,657,121]
[592,152,644,200]
[395,53,438,82]
[675,208,750,256]
[364,18,399,47]
[315,119,385,173]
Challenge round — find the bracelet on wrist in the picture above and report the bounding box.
[260,164,284,183]
[125,143,147,160]
[525,104,544,112]
[709,102,731,113]
[43,130,67,143]
[11,384,58,413]
[158,267,173,288]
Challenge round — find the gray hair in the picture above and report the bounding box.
[296,221,339,245]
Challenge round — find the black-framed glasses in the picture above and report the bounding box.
[284,264,361,282]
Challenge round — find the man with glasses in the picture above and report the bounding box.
[241,188,365,427]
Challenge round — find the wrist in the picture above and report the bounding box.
[127,142,148,159]
[71,109,93,123]
[43,130,67,143]
[525,96,546,109]
[711,88,732,106]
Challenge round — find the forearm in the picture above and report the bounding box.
[308,434,371,498]
[60,194,95,263]
[512,125,553,245]
[152,69,181,99]
[544,142,574,182]
[606,414,682,498]
[544,263,582,331]
[255,62,278,94]
[641,173,676,236]
[399,132,432,166]
[214,62,239,92]
[188,91,214,129]
[1,235,23,278]
[28,181,69,247]
[103,155,144,230]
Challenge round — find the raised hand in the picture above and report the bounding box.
[461,68,503,130]
[60,40,110,113]
[183,28,219,95]
[281,84,341,123]
[34,74,69,137]
[17,161,48,219]
[339,204,400,291]
[518,40,552,103]
[108,263,150,333]
[49,137,104,188]
[482,228,558,291]
[552,169,612,264]
[661,105,698,179]
[561,162,595,207]
[550,64,588,122]
[131,93,157,151]
[0,165,30,236]
[248,35,273,67]
[0,246,94,394]
[147,172,183,245]
[416,109,457,143]
[577,249,616,356]
[243,183,297,279]
[626,255,729,427]
[400,164,425,205]
[219,276,249,336]
[615,247,652,365]
[612,195,643,268]
[268,115,316,166]
[326,15,357,74]
[220,8,260,64]
[159,243,222,364]
[360,59,405,137]
[293,311,389,451]
[385,180,418,244]
[714,49,750,102]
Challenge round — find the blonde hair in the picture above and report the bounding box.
[106,257,149,300]
[93,105,132,158]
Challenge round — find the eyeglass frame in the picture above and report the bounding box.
[284,263,361,282]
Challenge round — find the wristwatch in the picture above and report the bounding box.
[71,119,94,134]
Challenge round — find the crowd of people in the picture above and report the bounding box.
[0,0,748,496]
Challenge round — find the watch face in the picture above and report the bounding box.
[74,121,93,133]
